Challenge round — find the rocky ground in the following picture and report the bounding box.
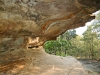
[0,47,92,75]
[79,59,100,75]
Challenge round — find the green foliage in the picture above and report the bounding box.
[82,25,99,59]
[44,11,100,60]
[44,29,77,56]
[44,26,100,59]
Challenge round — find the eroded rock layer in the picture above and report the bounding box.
[0,0,100,47]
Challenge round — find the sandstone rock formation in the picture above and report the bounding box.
[0,0,100,47]
[0,47,93,75]
[0,0,100,75]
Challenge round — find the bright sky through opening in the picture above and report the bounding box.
[76,10,100,36]
[75,21,93,36]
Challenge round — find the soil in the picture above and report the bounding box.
[79,59,100,75]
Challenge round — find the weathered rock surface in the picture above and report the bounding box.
[0,47,93,75]
[0,0,100,46]
[0,0,100,75]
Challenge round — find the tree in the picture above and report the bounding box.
[83,25,99,59]
[44,29,77,56]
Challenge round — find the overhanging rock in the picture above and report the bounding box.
[0,0,100,45]
[0,0,100,75]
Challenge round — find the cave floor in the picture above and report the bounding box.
[0,47,94,75]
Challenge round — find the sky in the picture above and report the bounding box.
[75,10,100,36]
[75,21,93,36]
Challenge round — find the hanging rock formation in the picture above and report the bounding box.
[0,0,100,75]
[0,0,100,47]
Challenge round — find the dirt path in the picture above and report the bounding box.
[79,59,100,75]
